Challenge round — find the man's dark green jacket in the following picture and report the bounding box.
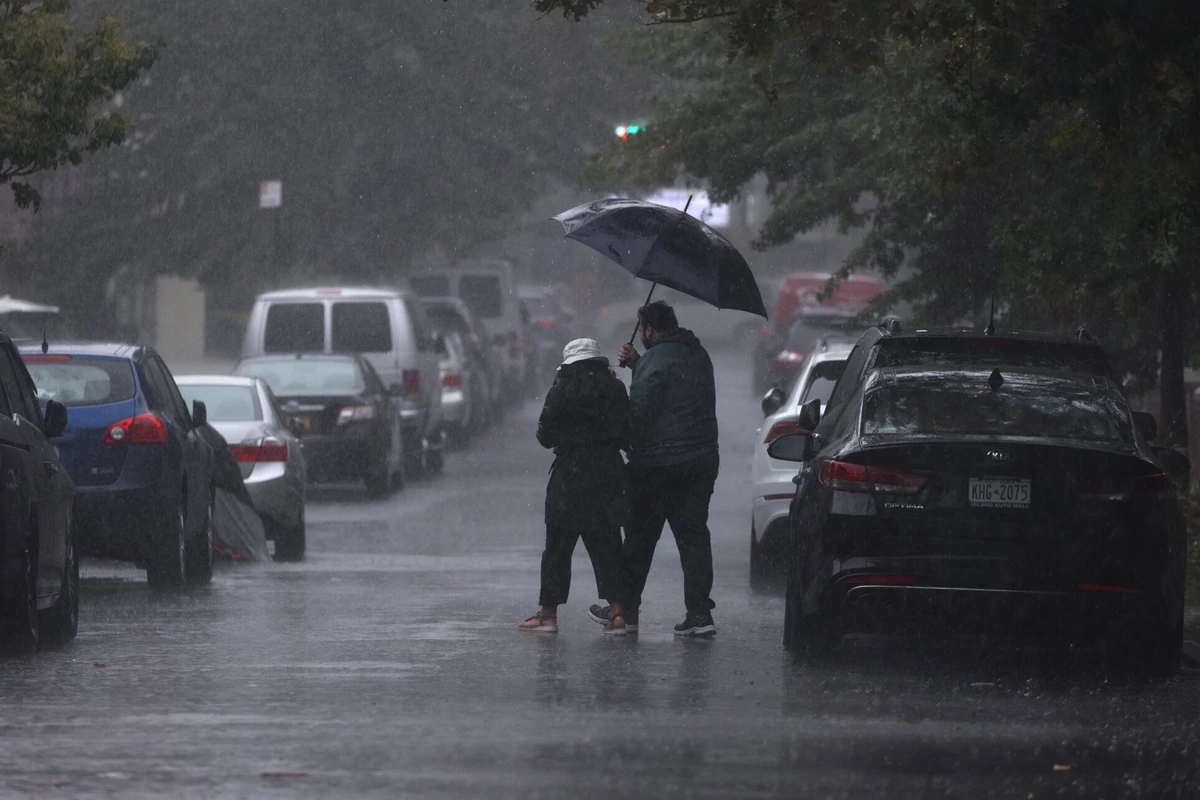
[628,327,718,467]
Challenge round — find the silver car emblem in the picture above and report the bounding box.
[986,450,1012,462]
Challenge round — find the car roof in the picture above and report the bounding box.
[255,286,408,301]
[175,374,261,387]
[864,365,1120,394]
[237,353,363,365]
[880,327,1105,347]
[19,341,143,359]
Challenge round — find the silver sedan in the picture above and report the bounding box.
[177,375,307,559]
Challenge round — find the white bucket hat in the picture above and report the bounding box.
[560,337,607,367]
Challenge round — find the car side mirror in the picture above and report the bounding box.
[761,387,787,417]
[767,433,815,463]
[43,400,67,439]
[1152,446,1191,478]
[798,398,822,431]
[1133,411,1158,442]
[191,400,208,428]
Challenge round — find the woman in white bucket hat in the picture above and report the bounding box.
[518,338,632,635]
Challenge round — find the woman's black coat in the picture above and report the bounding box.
[536,360,631,529]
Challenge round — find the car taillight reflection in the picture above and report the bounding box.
[1081,473,1173,499]
[819,459,927,495]
[403,369,420,396]
[442,371,463,389]
[231,439,288,463]
[772,350,806,370]
[764,420,809,445]
[103,413,168,445]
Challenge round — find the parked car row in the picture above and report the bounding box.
[753,321,1191,675]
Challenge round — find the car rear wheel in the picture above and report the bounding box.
[41,527,79,646]
[783,569,838,658]
[365,451,392,498]
[147,507,187,589]
[273,511,306,562]
[1135,607,1183,679]
[185,493,214,584]
[749,523,768,592]
[4,535,39,653]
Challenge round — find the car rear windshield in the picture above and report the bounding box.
[264,302,324,353]
[236,359,364,396]
[25,357,136,407]
[179,384,262,422]
[409,275,451,297]
[332,302,391,353]
[862,375,1132,443]
[873,337,1112,376]
[424,306,471,337]
[459,275,503,319]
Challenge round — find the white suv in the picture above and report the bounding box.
[750,337,854,586]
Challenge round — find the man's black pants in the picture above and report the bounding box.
[623,451,719,617]
[539,520,626,607]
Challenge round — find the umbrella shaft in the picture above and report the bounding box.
[627,282,658,348]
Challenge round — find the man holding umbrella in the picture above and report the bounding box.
[552,195,767,636]
[590,300,719,636]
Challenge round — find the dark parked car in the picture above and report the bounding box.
[770,363,1189,675]
[21,343,215,588]
[0,335,76,650]
[234,353,402,497]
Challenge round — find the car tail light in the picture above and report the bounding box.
[764,420,809,445]
[337,405,376,425]
[104,413,167,445]
[231,439,288,463]
[442,371,463,389]
[535,318,557,331]
[772,350,806,370]
[403,369,420,396]
[819,459,927,495]
[22,355,71,363]
[1081,473,1173,500]
[1077,583,1143,594]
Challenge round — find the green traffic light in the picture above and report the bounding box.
[628,125,641,135]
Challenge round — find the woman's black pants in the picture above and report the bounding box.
[538,520,626,607]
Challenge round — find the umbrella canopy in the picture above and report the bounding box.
[552,198,767,318]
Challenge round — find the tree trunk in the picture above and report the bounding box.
[1160,270,1189,449]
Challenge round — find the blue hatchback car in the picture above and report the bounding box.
[20,343,216,587]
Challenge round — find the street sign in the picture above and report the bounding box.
[259,180,282,209]
[644,188,730,228]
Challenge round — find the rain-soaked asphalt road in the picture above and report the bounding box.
[0,350,1198,799]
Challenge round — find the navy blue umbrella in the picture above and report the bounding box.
[552,196,767,349]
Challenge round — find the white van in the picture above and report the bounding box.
[408,260,526,399]
[241,287,444,473]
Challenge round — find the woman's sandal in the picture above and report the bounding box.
[518,612,558,633]
[602,614,627,637]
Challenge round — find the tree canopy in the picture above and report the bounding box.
[0,0,159,209]
[541,0,1200,446]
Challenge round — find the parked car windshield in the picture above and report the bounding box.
[25,357,136,407]
[862,372,1133,443]
[179,384,262,422]
[236,358,364,395]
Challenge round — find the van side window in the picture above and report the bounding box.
[332,302,391,353]
[265,303,325,353]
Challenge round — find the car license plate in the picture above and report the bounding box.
[969,478,1031,508]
